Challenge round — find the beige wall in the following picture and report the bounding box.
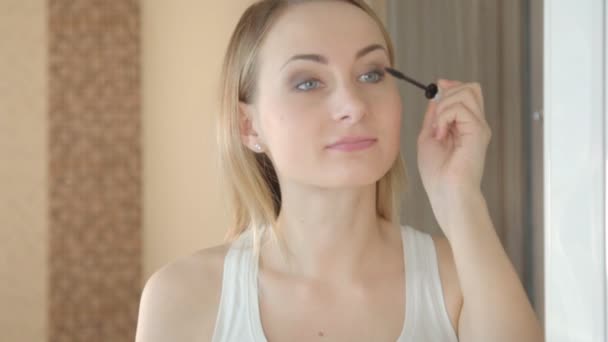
[142,1,255,280]
[0,1,47,341]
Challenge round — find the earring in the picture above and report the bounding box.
[255,143,262,152]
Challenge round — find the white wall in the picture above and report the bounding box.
[544,0,607,340]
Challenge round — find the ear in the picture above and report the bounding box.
[238,101,261,150]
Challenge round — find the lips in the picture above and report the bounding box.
[326,136,377,151]
[327,136,377,147]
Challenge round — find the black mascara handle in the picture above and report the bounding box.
[385,67,439,100]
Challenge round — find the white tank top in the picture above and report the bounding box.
[211,224,459,342]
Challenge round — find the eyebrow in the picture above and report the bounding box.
[280,43,387,70]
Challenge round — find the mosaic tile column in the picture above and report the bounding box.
[48,1,141,341]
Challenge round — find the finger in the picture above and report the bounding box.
[421,79,461,139]
[438,79,462,89]
[436,87,483,121]
[435,102,484,140]
[443,82,484,114]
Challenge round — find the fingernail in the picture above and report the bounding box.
[431,88,442,102]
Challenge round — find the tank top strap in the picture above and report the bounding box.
[398,224,419,340]
[212,229,263,341]
[400,225,459,341]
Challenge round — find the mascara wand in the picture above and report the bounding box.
[385,67,439,100]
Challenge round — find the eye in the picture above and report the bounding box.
[295,79,322,91]
[359,69,385,83]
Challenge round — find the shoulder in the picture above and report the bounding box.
[135,243,231,342]
[430,233,464,336]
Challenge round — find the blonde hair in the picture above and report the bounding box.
[216,0,407,254]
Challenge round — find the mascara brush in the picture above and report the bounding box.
[385,67,440,100]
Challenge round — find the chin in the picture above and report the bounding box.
[312,167,389,189]
[278,153,397,188]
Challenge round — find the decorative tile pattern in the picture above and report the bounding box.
[48,1,141,341]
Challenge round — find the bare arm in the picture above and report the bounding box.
[135,248,226,342]
[135,268,198,342]
[441,191,543,341]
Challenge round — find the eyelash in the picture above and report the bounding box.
[294,69,386,92]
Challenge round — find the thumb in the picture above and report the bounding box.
[420,98,439,139]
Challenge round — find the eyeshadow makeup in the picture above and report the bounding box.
[385,67,440,100]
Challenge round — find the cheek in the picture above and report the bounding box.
[262,110,323,181]
[374,89,402,144]
[261,101,321,156]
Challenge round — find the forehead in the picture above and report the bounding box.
[259,1,387,64]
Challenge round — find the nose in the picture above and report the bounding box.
[330,82,368,123]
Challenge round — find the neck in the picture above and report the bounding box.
[259,182,395,282]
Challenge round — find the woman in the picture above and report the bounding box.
[136,0,543,341]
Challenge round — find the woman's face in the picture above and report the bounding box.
[243,1,402,188]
